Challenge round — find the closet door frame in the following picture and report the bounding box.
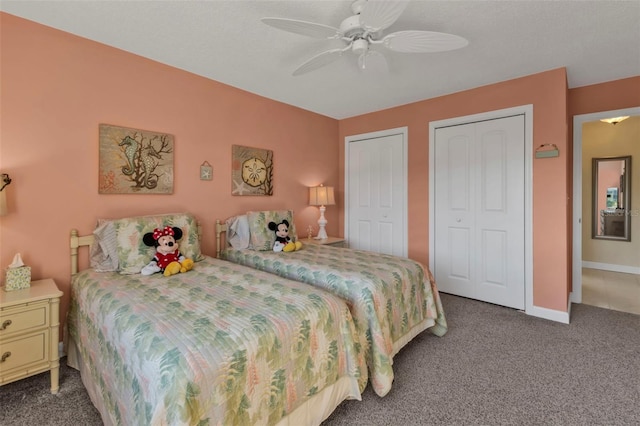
[429,105,534,316]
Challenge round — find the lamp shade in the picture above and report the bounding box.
[309,185,335,206]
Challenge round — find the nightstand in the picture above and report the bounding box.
[304,236,347,248]
[0,278,63,394]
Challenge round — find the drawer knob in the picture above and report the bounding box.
[1,351,10,363]
[0,319,11,330]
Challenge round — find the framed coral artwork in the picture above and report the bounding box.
[99,124,174,194]
[231,145,273,196]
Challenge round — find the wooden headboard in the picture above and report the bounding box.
[215,220,227,258]
[70,229,94,276]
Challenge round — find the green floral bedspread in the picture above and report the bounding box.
[67,256,366,425]
[221,245,447,397]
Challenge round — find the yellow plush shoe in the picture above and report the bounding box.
[180,258,194,273]
[163,261,182,277]
[283,241,303,252]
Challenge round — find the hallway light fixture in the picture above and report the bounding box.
[600,116,629,125]
[0,173,12,216]
[309,184,335,240]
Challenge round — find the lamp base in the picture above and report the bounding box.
[315,205,328,240]
[314,230,328,240]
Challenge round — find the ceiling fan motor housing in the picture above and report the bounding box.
[340,14,364,39]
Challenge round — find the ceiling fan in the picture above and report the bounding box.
[262,0,468,76]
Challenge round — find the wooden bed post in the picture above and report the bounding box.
[215,220,229,258]
[215,220,222,258]
[71,229,80,276]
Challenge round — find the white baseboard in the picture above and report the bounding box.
[58,341,65,358]
[582,261,640,275]
[526,302,571,324]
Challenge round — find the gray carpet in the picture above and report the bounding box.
[1,294,638,425]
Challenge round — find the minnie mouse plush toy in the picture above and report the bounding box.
[141,226,194,276]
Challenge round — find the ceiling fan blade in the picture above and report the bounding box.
[359,0,409,32]
[380,30,468,53]
[357,50,389,74]
[292,48,348,76]
[261,17,340,39]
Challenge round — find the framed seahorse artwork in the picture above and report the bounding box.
[231,145,273,196]
[99,124,174,194]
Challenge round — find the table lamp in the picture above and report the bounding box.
[309,184,335,240]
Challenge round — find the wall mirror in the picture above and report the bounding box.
[592,156,631,241]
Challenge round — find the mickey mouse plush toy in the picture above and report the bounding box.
[268,220,302,252]
[141,226,194,276]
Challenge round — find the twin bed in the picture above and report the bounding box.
[66,211,446,425]
[217,211,447,397]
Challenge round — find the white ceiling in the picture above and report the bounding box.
[2,0,639,119]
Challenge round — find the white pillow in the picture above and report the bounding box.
[225,215,250,249]
[89,219,119,272]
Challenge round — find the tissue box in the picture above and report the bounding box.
[5,266,31,291]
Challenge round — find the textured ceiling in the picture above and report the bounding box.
[2,0,639,119]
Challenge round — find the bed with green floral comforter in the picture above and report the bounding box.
[67,256,367,426]
[220,245,447,397]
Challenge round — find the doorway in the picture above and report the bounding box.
[429,105,534,314]
[572,106,640,305]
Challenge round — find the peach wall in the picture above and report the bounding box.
[568,77,640,116]
[338,68,570,312]
[2,13,638,332]
[0,14,341,335]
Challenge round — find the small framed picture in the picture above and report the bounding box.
[200,161,213,180]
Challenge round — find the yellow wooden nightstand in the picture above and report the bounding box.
[0,278,63,394]
[304,237,347,248]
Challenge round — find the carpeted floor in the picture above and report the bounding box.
[1,293,638,425]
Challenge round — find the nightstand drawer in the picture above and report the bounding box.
[0,301,49,338]
[0,331,48,376]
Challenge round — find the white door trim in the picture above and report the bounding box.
[571,106,640,304]
[429,105,533,315]
[344,127,408,257]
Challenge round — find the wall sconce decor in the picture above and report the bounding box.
[600,116,629,125]
[309,184,335,240]
[535,143,560,159]
[0,173,12,216]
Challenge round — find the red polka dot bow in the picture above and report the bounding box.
[153,226,174,241]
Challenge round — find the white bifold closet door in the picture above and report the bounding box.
[434,115,525,309]
[347,133,406,256]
